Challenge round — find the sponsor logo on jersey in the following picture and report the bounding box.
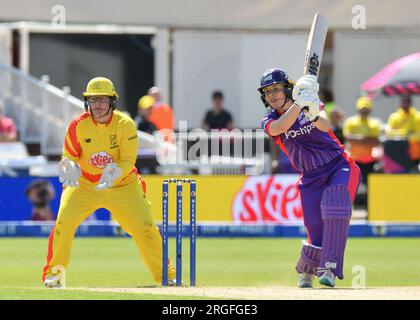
[89,152,114,168]
[284,122,315,139]
[128,135,137,141]
[85,138,92,143]
[110,135,117,146]
[109,134,118,149]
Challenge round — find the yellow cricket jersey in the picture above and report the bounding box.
[386,107,420,138]
[343,115,381,138]
[42,109,173,284]
[63,110,139,186]
[343,115,381,163]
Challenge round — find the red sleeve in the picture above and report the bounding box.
[264,119,275,137]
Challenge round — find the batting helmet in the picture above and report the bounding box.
[83,77,119,111]
[258,68,294,109]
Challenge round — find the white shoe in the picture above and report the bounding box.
[44,275,62,288]
[168,279,185,287]
[298,273,314,288]
[319,270,336,288]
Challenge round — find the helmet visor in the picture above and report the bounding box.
[262,84,285,97]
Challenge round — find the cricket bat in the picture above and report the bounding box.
[303,13,329,79]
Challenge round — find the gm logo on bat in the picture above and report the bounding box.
[308,53,320,76]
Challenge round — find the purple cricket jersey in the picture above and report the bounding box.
[261,108,345,173]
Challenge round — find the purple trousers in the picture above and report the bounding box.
[298,155,361,247]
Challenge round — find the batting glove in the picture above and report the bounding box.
[293,75,319,93]
[95,163,122,190]
[293,75,320,122]
[58,157,81,188]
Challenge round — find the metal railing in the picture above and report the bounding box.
[0,63,84,156]
[0,62,269,175]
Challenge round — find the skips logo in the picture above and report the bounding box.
[232,175,303,223]
[89,152,114,168]
[284,122,315,139]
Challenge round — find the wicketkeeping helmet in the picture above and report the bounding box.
[83,77,119,112]
[258,68,295,109]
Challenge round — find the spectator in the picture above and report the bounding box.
[319,88,335,123]
[202,90,234,131]
[385,95,418,138]
[385,96,420,172]
[134,95,157,135]
[330,106,345,144]
[25,180,56,221]
[343,97,382,187]
[409,108,420,172]
[0,100,18,142]
[271,140,298,174]
[147,86,174,131]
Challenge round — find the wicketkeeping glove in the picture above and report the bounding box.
[95,163,122,190]
[58,157,81,188]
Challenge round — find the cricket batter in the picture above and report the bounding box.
[42,77,176,287]
[259,68,360,288]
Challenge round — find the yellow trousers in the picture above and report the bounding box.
[42,176,175,284]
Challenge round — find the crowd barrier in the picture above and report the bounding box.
[1,221,420,237]
[1,174,419,225]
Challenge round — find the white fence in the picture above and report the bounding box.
[0,63,84,156]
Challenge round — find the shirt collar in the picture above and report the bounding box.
[91,111,114,127]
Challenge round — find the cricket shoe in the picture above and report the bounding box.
[318,269,336,288]
[44,275,62,288]
[297,273,314,288]
[168,279,185,287]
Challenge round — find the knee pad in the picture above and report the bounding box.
[295,240,321,275]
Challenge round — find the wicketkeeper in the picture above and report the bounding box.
[259,68,361,288]
[42,77,176,287]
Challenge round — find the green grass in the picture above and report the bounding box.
[0,237,420,299]
[0,288,203,300]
